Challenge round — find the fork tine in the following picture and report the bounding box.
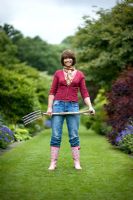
[22,110,41,119]
[23,113,41,122]
[23,112,41,122]
[24,116,42,125]
[23,115,42,125]
[22,110,42,125]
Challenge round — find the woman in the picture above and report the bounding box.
[47,49,95,170]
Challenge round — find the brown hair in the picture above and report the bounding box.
[61,49,76,66]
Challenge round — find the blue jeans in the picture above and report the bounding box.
[50,100,80,147]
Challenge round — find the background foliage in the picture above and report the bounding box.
[0,0,133,153]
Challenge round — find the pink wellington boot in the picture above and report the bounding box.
[71,146,82,170]
[48,146,60,170]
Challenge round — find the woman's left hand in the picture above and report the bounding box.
[89,107,95,115]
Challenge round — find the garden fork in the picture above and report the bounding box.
[22,110,91,126]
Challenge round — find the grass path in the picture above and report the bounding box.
[0,125,133,200]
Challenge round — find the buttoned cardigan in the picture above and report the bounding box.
[49,70,89,102]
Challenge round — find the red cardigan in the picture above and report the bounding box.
[49,70,89,102]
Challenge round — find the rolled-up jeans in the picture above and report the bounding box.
[50,100,80,147]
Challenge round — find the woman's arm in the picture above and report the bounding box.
[47,95,55,115]
[79,74,95,115]
[47,72,58,115]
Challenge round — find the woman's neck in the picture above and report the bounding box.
[64,66,75,71]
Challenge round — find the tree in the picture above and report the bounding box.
[2,23,23,43]
[73,0,133,89]
[14,35,61,74]
[0,28,18,66]
[0,24,63,74]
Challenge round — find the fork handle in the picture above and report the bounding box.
[42,110,90,115]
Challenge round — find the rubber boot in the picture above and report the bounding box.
[71,146,82,170]
[48,146,60,170]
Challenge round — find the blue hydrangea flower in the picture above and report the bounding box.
[115,125,133,143]
[0,125,14,143]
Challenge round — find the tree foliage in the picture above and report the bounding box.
[15,36,60,73]
[2,23,23,43]
[0,24,62,74]
[0,28,18,66]
[73,0,133,89]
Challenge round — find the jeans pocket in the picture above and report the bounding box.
[71,102,79,112]
[71,102,79,107]
[53,100,60,106]
[53,101,64,112]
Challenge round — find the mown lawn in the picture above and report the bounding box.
[0,124,133,200]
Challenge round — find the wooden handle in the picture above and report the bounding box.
[42,110,90,116]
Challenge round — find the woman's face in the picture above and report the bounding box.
[63,57,73,67]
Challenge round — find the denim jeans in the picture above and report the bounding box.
[50,100,80,147]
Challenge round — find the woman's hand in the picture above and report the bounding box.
[47,107,53,116]
[89,106,95,115]
[84,97,95,115]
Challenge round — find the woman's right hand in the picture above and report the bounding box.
[47,107,53,116]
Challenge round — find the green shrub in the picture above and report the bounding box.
[118,134,133,154]
[14,128,31,141]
